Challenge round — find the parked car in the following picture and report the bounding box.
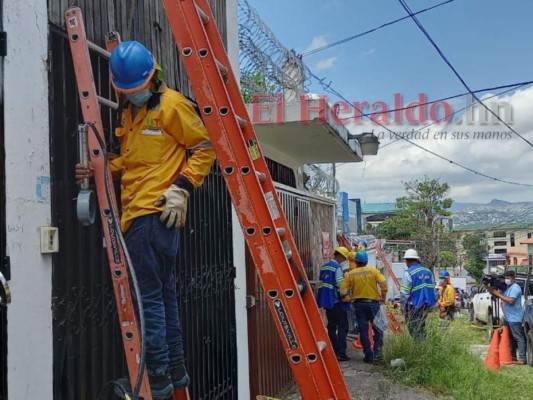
[523,300,533,366]
[470,274,533,328]
[469,286,503,327]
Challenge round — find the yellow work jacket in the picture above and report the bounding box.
[340,265,388,301]
[110,85,216,231]
[438,283,456,308]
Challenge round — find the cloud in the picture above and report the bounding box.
[360,49,376,57]
[336,86,533,204]
[304,35,328,54]
[314,56,338,71]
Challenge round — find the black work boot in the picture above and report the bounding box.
[115,373,173,399]
[170,362,190,388]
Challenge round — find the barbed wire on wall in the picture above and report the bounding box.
[304,164,340,198]
[238,0,309,102]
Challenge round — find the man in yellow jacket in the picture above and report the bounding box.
[75,41,215,399]
[340,250,388,364]
[437,270,456,320]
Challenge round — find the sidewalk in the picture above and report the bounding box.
[277,340,440,400]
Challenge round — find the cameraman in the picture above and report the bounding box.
[488,270,527,364]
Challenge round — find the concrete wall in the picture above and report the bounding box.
[4,0,53,398]
[310,199,335,278]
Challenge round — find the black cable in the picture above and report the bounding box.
[397,0,533,148]
[307,68,533,187]
[86,122,146,399]
[379,82,530,149]
[302,0,455,57]
[96,380,129,400]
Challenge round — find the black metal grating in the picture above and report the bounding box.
[49,25,236,400]
[265,158,296,188]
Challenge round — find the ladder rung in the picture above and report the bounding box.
[317,341,327,352]
[256,171,266,182]
[215,59,228,76]
[98,96,119,110]
[87,40,111,59]
[276,227,286,237]
[196,5,209,24]
[236,115,247,128]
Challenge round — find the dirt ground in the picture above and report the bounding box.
[276,339,441,400]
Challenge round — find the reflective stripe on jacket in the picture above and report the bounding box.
[402,264,436,309]
[110,85,215,231]
[317,261,349,310]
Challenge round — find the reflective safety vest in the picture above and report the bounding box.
[317,261,349,310]
[406,264,437,309]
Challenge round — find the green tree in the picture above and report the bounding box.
[462,233,486,281]
[240,70,276,103]
[376,176,455,268]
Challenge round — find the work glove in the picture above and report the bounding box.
[154,184,190,228]
[75,162,93,184]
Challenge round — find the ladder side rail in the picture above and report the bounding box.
[376,242,400,290]
[197,10,350,394]
[161,1,350,398]
[64,8,152,399]
[190,1,350,396]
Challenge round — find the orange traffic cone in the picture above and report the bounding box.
[485,329,501,370]
[499,326,513,365]
[352,325,374,349]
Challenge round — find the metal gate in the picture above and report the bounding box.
[247,184,313,398]
[49,27,237,400]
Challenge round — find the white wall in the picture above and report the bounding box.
[4,0,53,398]
[226,1,250,399]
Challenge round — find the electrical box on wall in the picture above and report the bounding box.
[40,226,59,253]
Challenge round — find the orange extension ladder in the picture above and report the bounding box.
[64,7,190,400]
[159,1,350,399]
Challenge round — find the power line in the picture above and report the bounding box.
[346,80,533,122]
[380,82,531,149]
[307,68,533,187]
[302,0,455,57]
[322,81,531,176]
[397,0,533,148]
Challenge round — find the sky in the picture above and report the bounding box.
[245,0,533,204]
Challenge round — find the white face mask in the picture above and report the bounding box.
[341,261,349,270]
[126,87,152,107]
[505,279,512,286]
[438,279,445,285]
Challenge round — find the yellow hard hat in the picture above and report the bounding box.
[334,246,350,259]
[348,251,356,261]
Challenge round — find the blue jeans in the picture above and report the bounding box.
[125,213,184,377]
[505,320,527,361]
[325,302,349,356]
[407,304,431,340]
[353,301,383,361]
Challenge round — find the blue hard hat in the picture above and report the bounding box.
[110,41,155,93]
[355,250,368,263]
[439,270,450,278]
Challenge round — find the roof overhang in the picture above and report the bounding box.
[246,97,363,165]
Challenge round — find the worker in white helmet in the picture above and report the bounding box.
[400,249,437,339]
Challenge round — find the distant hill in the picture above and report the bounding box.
[452,199,533,229]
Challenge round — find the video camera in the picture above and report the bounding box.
[482,274,507,292]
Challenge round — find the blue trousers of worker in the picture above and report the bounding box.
[125,213,184,377]
[325,302,349,357]
[353,300,383,362]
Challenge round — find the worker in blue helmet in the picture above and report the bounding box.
[340,250,388,364]
[437,270,456,320]
[76,40,215,399]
